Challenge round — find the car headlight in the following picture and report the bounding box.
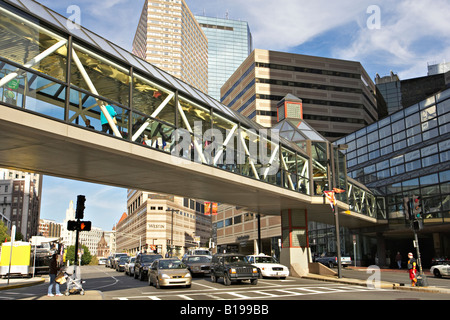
[253,268,258,273]
[230,268,237,274]
[160,273,170,279]
[184,272,192,278]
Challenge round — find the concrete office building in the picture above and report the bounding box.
[428,61,450,76]
[115,191,212,257]
[195,15,253,101]
[335,87,450,267]
[132,0,208,93]
[221,49,386,141]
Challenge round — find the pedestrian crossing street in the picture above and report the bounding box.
[115,283,389,300]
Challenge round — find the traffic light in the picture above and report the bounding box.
[403,197,411,220]
[412,195,422,220]
[79,221,91,231]
[75,195,86,219]
[67,220,78,231]
[67,220,91,231]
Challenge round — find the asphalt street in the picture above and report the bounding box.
[2,265,450,301]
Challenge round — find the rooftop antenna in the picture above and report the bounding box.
[226,9,229,19]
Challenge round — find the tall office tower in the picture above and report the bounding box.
[375,71,402,115]
[221,49,386,141]
[195,15,253,101]
[376,69,450,115]
[132,0,208,94]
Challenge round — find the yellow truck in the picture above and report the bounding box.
[0,241,32,278]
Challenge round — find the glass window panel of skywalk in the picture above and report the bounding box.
[0,7,67,82]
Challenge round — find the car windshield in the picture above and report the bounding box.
[142,255,162,263]
[159,260,186,269]
[130,257,135,262]
[119,256,128,262]
[187,256,211,263]
[224,255,247,263]
[194,250,210,255]
[254,256,277,263]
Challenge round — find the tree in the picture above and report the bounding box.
[0,221,10,243]
[65,244,92,265]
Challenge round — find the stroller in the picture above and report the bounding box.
[63,265,85,296]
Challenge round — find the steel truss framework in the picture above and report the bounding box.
[0,0,381,220]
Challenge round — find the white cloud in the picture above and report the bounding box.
[333,0,450,78]
[200,0,374,51]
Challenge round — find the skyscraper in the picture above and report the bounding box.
[195,15,253,100]
[132,0,208,93]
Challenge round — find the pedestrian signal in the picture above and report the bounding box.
[67,220,91,232]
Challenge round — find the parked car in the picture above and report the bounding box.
[111,253,128,269]
[148,258,192,288]
[246,254,289,279]
[182,255,211,276]
[98,258,107,265]
[105,256,113,268]
[116,255,129,272]
[125,257,136,276]
[210,253,259,286]
[314,252,352,268]
[430,263,450,278]
[134,253,163,281]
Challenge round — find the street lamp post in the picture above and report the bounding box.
[166,208,179,257]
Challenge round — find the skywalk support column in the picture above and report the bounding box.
[280,209,309,277]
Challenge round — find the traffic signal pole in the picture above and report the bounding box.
[74,221,80,266]
[406,195,428,286]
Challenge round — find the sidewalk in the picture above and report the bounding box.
[0,275,104,300]
[304,267,450,295]
[0,276,45,290]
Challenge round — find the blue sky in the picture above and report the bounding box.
[37,0,450,230]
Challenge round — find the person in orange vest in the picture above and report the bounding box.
[407,252,417,287]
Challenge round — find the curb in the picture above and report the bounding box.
[0,277,46,291]
[303,273,450,294]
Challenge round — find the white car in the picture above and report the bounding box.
[125,257,136,276]
[430,264,450,278]
[246,254,289,279]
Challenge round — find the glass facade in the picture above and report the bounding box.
[376,80,402,115]
[195,16,253,101]
[336,88,450,224]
